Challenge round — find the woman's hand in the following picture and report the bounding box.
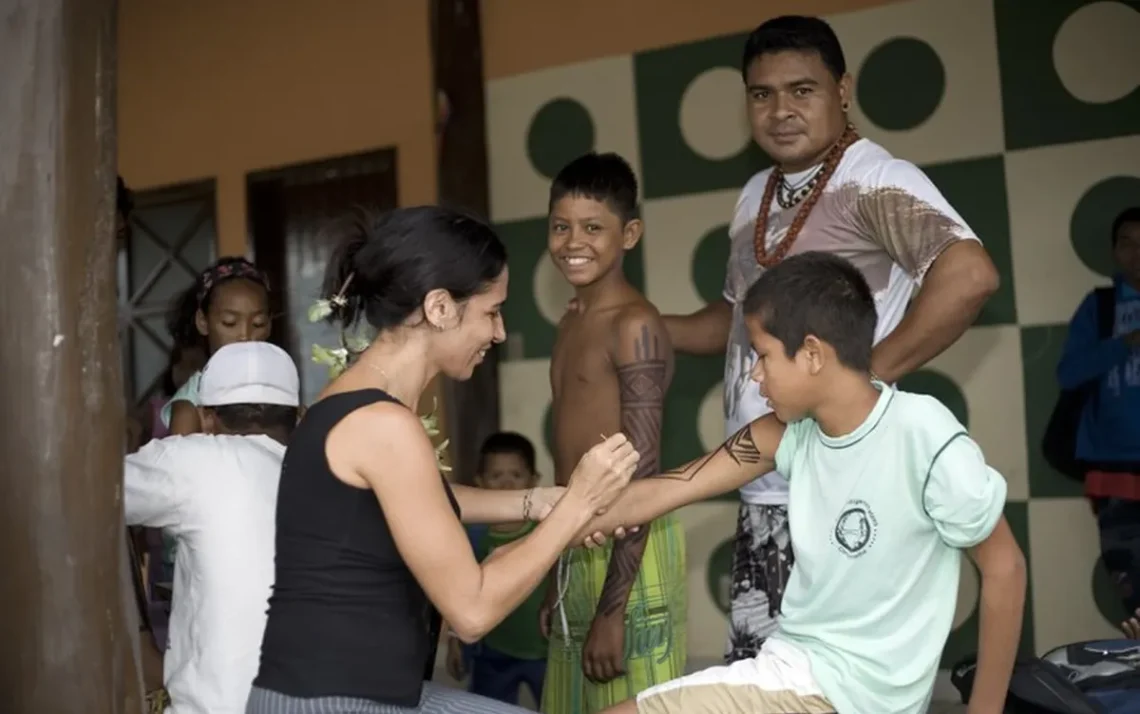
[526,486,566,521]
[566,434,638,514]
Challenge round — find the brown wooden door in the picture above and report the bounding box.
[248,150,398,404]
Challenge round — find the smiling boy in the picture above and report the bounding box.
[541,152,686,714]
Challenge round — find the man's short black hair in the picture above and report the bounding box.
[478,431,537,475]
[1112,207,1140,247]
[548,152,640,225]
[741,15,847,81]
[206,403,298,435]
[743,251,876,371]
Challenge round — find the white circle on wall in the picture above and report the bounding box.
[679,68,752,161]
[1053,1,1140,104]
[534,253,576,326]
[698,381,726,452]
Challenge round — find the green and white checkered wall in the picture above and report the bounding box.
[486,0,1140,667]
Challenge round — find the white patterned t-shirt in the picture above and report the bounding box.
[723,138,981,505]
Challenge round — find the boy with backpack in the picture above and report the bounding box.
[1054,206,1140,620]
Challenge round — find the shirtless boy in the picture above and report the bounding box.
[583,251,1025,714]
[541,152,687,714]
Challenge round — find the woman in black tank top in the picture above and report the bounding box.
[247,207,639,714]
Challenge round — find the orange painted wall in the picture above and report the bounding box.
[117,0,437,256]
[481,0,899,79]
[117,0,899,255]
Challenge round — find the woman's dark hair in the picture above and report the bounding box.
[741,15,847,81]
[743,251,876,371]
[320,206,507,332]
[167,257,270,353]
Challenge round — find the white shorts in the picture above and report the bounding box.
[636,639,835,714]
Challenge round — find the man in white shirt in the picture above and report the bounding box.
[124,341,300,714]
[660,15,999,661]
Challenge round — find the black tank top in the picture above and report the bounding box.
[254,389,459,706]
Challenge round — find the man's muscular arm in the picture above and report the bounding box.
[853,162,998,383]
[661,299,732,356]
[594,312,672,618]
[871,241,997,383]
[578,416,785,542]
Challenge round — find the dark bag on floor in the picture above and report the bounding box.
[952,640,1140,713]
[1041,287,1116,481]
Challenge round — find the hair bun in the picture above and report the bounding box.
[319,205,508,334]
[320,211,372,327]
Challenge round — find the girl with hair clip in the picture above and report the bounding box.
[152,257,272,627]
[162,257,272,435]
[247,206,639,714]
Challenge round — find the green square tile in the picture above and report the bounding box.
[499,217,556,361]
[633,33,770,200]
[922,155,1016,326]
[942,501,1034,667]
[994,0,1140,150]
[1020,323,1084,498]
[498,217,646,361]
[898,369,970,430]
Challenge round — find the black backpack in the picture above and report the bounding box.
[1041,287,1116,481]
[952,640,1140,713]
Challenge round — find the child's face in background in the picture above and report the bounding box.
[547,195,641,289]
[1115,221,1140,285]
[195,278,271,355]
[476,452,536,491]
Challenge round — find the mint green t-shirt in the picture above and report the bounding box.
[160,371,202,429]
[771,383,1007,714]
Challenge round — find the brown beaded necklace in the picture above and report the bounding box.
[752,123,861,268]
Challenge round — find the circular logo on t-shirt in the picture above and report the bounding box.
[832,499,878,557]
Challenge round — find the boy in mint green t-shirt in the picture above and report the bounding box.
[588,252,1027,714]
[446,432,549,706]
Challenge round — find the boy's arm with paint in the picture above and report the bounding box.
[579,415,787,542]
[581,309,673,683]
